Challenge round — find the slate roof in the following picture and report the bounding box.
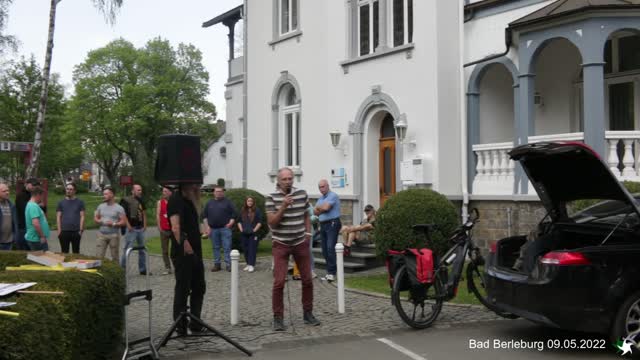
[510,0,640,28]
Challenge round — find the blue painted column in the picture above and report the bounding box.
[582,62,606,157]
[512,83,521,195]
[466,92,480,193]
[517,73,535,194]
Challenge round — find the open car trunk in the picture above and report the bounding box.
[495,221,637,275]
[493,142,640,276]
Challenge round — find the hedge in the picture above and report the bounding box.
[0,252,124,360]
[373,189,459,258]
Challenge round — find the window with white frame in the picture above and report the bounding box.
[358,0,379,56]
[392,0,413,47]
[279,0,298,36]
[280,85,301,167]
[355,0,413,57]
[574,33,640,131]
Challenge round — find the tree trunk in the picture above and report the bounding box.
[25,0,60,178]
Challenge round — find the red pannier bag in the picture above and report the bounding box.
[404,248,435,286]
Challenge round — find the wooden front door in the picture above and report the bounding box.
[379,137,396,205]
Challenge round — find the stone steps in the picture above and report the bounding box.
[311,243,384,272]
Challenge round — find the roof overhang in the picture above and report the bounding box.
[202,4,243,28]
[509,0,640,30]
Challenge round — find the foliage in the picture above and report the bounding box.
[0,252,124,360]
[571,181,640,213]
[0,57,82,182]
[217,178,225,188]
[70,38,218,192]
[373,189,459,258]
[206,188,270,251]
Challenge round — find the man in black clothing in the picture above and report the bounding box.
[14,178,41,250]
[167,183,206,334]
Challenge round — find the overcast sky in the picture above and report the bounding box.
[5,0,242,118]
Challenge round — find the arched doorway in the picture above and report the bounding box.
[379,113,396,204]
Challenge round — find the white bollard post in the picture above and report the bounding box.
[335,243,345,314]
[230,249,240,325]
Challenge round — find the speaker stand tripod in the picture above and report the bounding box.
[158,311,252,357]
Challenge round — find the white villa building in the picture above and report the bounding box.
[203,0,640,246]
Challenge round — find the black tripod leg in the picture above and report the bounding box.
[158,312,187,347]
[187,313,253,356]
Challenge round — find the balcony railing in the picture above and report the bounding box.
[605,131,640,182]
[471,131,640,195]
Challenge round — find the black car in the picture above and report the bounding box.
[485,142,640,346]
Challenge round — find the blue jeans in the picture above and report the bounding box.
[241,233,258,266]
[15,229,27,250]
[210,227,232,266]
[0,242,12,250]
[120,228,146,273]
[26,241,48,251]
[320,219,341,275]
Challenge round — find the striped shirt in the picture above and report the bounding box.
[265,187,309,246]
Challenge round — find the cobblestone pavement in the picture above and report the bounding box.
[120,253,506,359]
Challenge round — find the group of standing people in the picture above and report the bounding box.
[0,178,84,253]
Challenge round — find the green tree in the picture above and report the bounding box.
[25,0,124,178]
[0,56,80,182]
[71,38,217,191]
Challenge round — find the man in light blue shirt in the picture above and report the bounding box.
[314,179,341,281]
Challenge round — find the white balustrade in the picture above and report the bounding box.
[605,131,640,182]
[471,142,514,195]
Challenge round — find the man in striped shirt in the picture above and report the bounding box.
[266,168,321,331]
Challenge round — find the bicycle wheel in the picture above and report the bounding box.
[466,261,519,319]
[392,265,443,329]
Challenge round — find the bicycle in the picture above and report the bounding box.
[389,208,517,329]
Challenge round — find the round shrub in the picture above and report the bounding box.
[571,181,640,213]
[223,188,269,251]
[373,188,459,258]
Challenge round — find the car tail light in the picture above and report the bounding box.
[540,251,591,266]
[489,241,497,254]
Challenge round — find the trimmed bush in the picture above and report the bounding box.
[0,252,124,360]
[223,188,269,251]
[373,189,459,258]
[571,181,640,213]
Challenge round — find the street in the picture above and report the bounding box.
[172,319,618,360]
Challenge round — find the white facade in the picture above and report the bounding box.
[207,0,640,217]
[236,0,464,216]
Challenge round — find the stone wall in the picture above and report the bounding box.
[308,196,356,226]
[456,199,547,251]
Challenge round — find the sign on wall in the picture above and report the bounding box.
[331,168,347,188]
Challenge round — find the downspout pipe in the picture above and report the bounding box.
[459,0,470,224]
[242,1,248,188]
[464,28,512,68]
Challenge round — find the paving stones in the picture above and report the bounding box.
[122,254,505,358]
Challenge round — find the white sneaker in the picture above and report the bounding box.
[311,271,318,279]
[247,266,255,273]
[243,265,250,271]
[321,274,335,282]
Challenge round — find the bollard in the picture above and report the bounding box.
[230,249,239,325]
[335,243,345,314]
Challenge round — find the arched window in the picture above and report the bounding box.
[279,84,301,167]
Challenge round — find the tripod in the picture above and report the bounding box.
[157,310,252,356]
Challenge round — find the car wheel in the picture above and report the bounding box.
[611,290,640,352]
